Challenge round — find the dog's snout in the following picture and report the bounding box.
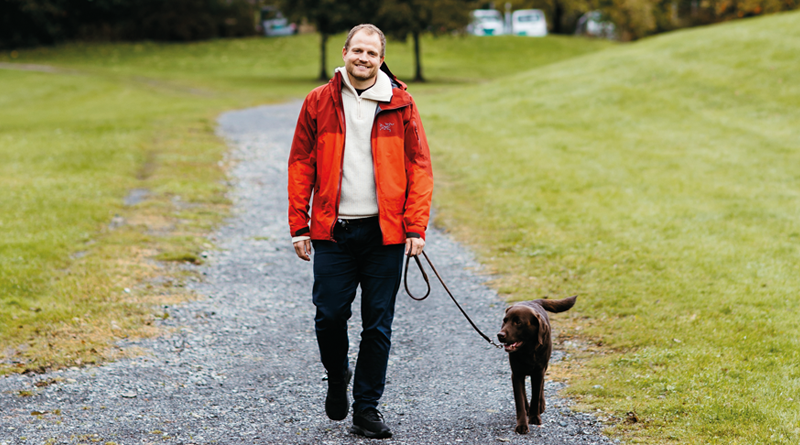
[497,332,506,342]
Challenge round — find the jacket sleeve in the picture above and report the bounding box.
[288,93,318,238]
[403,98,434,240]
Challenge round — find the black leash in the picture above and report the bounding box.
[404,251,504,349]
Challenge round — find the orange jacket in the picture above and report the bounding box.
[288,65,433,245]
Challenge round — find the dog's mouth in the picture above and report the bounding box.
[503,341,523,352]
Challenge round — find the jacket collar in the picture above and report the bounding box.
[379,62,407,91]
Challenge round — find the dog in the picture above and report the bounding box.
[497,295,577,434]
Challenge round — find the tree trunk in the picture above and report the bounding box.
[319,32,328,81]
[552,0,564,33]
[413,31,424,82]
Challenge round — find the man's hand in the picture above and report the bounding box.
[294,239,312,261]
[405,237,425,257]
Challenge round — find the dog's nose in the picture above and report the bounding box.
[497,332,506,342]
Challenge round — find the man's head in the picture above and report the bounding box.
[342,24,385,88]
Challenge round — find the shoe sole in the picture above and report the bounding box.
[350,424,393,439]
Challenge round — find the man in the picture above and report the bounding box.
[287,24,433,439]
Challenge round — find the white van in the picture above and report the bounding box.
[511,9,548,37]
[467,10,505,36]
[261,7,296,37]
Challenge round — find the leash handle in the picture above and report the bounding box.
[405,251,504,349]
[404,254,431,301]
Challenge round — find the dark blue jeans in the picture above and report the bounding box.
[312,217,404,412]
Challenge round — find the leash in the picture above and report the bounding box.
[404,251,504,349]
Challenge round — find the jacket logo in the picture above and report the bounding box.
[379,122,394,132]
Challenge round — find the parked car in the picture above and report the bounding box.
[511,9,548,37]
[261,7,296,37]
[574,11,616,39]
[467,9,505,36]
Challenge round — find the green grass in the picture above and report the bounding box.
[0,33,610,372]
[424,11,800,444]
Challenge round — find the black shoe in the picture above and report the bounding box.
[350,407,392,439]
[325,367,352,421]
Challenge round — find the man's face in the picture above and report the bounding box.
[342,30,384,86]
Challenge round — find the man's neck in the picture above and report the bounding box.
[346,72,377,90]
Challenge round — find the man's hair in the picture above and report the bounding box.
[344,24,386,58]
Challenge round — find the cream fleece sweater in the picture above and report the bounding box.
[337,66,393,219]
[291,68,393,243]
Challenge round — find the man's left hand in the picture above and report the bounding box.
[405,237,425,257]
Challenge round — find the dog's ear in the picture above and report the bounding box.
[534,312,550,347]
[505,306,512,314]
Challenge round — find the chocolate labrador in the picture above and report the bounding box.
[497,295,577,434]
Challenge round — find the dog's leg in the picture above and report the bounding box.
[538,372,546,416]
[512,373,529,434]
[529,369,545,426]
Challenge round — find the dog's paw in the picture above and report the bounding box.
[515,424,530,435]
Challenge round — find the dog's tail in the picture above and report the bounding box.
[538,295,577,313]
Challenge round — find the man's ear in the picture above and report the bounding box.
[342,46,347,59]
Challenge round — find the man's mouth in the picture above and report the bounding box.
[504,341,522,352]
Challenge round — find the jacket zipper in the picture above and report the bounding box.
[371,102,412,239]
[331,92,347,241]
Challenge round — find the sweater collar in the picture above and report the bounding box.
[336,67,393,103]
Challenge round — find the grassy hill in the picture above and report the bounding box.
[424,11,799,444]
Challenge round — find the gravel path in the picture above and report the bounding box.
[0,102,616,445]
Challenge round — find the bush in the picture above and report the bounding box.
[0,0,257,50]
[506,0,799,41]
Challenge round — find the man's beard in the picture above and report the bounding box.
[348,64,375,81]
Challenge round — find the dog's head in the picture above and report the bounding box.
[497,304,550,353]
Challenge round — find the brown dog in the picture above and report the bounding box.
[497,296,577,434]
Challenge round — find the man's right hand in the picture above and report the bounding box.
[294,239,312,261]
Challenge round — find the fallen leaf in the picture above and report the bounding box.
[34,378,60,388]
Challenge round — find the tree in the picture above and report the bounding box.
[279,0,379,81]
[0,0,256,49]
[375,0,476,82]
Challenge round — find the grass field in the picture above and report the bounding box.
[0,34,610,373]
[424,11,800,444]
